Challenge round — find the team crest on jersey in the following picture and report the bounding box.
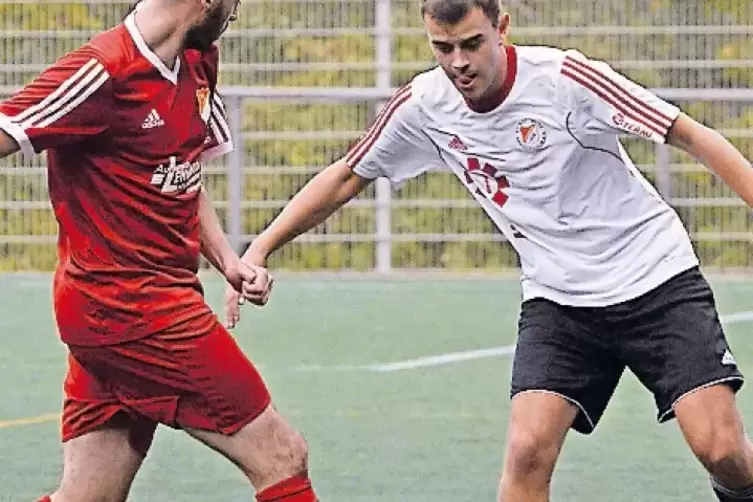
[196,87,211,123]
[463,157,510,208]
[515,118,547,151]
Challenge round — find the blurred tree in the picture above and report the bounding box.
[0,0,751,270]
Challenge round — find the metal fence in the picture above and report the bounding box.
[1,0,752,272]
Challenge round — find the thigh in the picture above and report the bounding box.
[59,429,144,502]
[186,405,307,489]
[673,383,747,459]
[63,352,158,458]
[169,321,273,434]
[58,385,146,501]
[504,391,579,467]
[70,319,272,436]
[616,267,744,423]
[511,299,624,434]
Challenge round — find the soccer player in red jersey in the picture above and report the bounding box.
[225,1,753,501]
[0,1,314,501]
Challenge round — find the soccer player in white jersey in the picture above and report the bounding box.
[227,0,753,500]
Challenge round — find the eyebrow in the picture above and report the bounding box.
[431,34,484,47]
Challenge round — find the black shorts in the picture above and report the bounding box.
[510,266,744,434]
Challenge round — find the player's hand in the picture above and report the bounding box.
[223,254,273,329]
[240,263,274,306]
[224,284,243,329]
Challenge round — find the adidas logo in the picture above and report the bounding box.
[722,349,737,366]
[448,135,467,151]
[142,109,165,129]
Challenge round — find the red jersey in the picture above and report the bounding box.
[0,13,234,346]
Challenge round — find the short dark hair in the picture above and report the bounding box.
[420,0,501,27]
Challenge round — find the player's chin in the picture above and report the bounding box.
[455,84,482,101]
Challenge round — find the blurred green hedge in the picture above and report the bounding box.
[1,1,752,271]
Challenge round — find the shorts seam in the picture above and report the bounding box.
[61,406,124,443]
[152,333,231,429]
[658,376,745,422]
[512,389,595,432]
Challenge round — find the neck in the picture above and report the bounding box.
[131,0,193,68]
[465,44,516,113]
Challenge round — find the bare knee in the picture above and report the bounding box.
[676,385,753,486]
[691,429,749,476]
[504,427,561,478]
[270,425,309,475]
[188,405,310,490]
[501,393,577,483]
[236,410,309,488]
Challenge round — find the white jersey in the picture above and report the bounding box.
[346,45,699,306]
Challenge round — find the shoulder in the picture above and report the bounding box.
[409,66,452,101]
[72,23,146,86]
[29,26,134,97]
[401,66,460,118]
[515,45,568,67]
[513,46,610,110]
[372,69,443,127]
[513,45,570,87]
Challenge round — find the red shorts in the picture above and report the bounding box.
[61,319,272,456]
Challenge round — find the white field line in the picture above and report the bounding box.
[301,310,753,373]
[4,312,753,431]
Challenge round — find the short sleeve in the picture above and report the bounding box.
[0,47,112,156]
[345,84,443,184]
[198,44,233,161]
[558,50,680,144]
[200,89,233,161]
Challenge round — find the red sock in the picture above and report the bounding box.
[35,497,51,502]
[256,472,317,501]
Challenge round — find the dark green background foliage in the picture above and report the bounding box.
[1,1,751,271]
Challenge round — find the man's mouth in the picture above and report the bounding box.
[456,74,477,89]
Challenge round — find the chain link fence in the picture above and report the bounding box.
[1,0,752,271]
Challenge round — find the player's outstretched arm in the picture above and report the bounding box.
[223,158,371,328]
[0,130,20,158]
[559,51,753,207]
[225,82,436,327]
[667,114,753,208]
[198,186,272,304]
[245,158,371,263]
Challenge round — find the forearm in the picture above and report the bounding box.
[246,159,371,259]
[0,128,20,158]
[199,187,238,274]
[668,114,753,208]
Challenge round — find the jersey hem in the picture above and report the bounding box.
[521,256,700,307]
[350,163,379,180]
[655,105,682,144]
[200,141,233,162]
[0,112,34,156]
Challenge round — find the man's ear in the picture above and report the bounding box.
[498,12,511,42]
[198,0,214,13]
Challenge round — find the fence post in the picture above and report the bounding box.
[226,95,244,253]
[374,0,392,274]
